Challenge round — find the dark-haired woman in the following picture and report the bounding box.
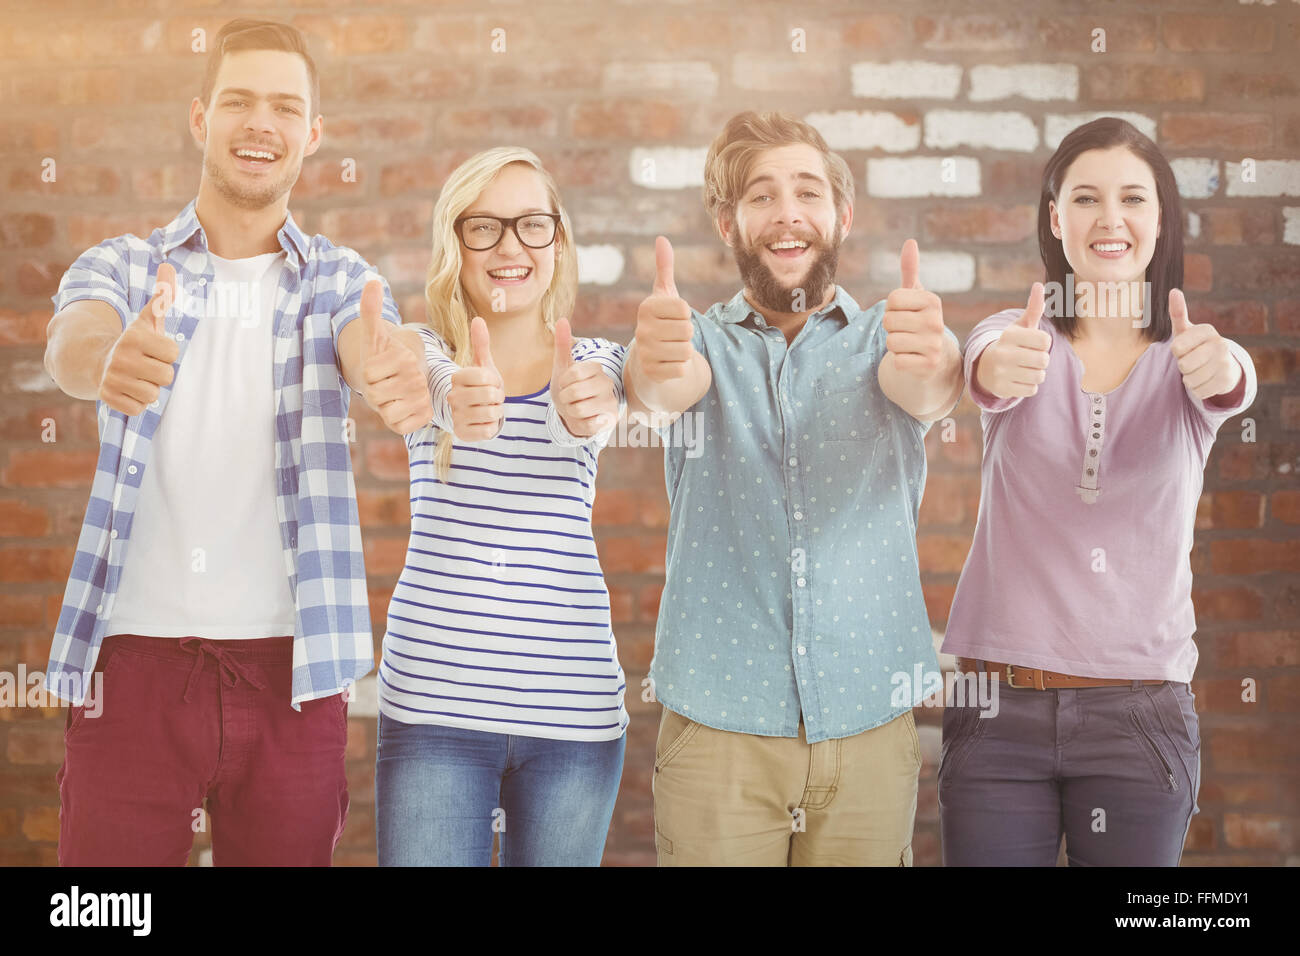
[939,117,1256,866]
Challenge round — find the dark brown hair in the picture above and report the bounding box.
[199,19,320,119]
[1038,117,1183,342]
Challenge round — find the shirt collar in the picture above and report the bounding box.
[159,199,311,266]
[716,285,865,328]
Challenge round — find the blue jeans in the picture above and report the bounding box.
[374,712,625,866]
[939,674,1200,866]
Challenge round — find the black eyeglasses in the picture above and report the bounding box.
[454,213,562,251]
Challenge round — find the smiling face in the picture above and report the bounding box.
[1049,146,1162,288]
[457,163,559,321]
[720,143,851,315]
[192,49,320,210]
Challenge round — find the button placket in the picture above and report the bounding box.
[1076,392,1105,504]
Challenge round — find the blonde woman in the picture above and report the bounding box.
[375,148,629,866]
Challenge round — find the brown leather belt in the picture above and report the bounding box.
[957,658,1165,690]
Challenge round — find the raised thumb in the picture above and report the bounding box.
[470,315,494,369]
[1020,282,1045,329]
[1169,288,1193,337]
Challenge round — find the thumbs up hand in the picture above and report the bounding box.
[550,317,618,438]
[633,236,695,384]
[975,283,1053,400]
[882,239,949,381]
[97,261,181,416]
[359,278,435,436]
[1168,289,1242,400]
[448,316,506,441]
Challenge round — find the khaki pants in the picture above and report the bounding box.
[652,707,921,866]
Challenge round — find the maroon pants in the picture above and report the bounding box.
[57,634,349,866]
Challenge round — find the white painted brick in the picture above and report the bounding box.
[870,249,975,294]
[851,61,962,100]
[568,196,691,237]
[1044,112,1157,150]
[629,146,707,190]
[13,359,54,392]
[1283,207,1300,245]
[867,157,981,197]
[968,64,1079,102]
[602,61,719,96]
[1225,159,1300,197]
[924,110,1038,152]
[1171,158,1220,199]
[577,244,625,285]
[349,674,379,717]
[805,111,920,152]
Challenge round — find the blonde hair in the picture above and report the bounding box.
[423,147,578,479]
[702,111,854,232]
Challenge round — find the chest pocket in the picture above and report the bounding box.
[812,353,877,443]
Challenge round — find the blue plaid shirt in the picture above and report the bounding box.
[44,200,400,709]
[649,287,951,743]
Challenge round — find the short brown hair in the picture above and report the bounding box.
[199,19,320,119]
[703,111,854,226]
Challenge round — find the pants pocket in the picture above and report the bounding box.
[654,707,701,774]
[937,700,987,784]
[1128,707,1180,793]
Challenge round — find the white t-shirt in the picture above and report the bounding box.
[106,250,297,639]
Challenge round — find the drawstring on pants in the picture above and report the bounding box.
[178,637,269,703]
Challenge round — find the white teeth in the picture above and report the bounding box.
[235,149,277,161]
[768,240,808,250]
[1092,242,1129,253]
[489,268,530,278]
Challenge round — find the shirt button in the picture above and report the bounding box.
[1092,432,1100,439]
[797,646,807,656]
[794,511,803,520]
[1090,449,1097,457]
[176,333,185,342]
[150,400,160,409]
[789,457,797,467]
[110,529,118,539]
[796,576,806,588]
[1093,396,1102,404]
[128,465,137,475]
[1086,468,1095,476]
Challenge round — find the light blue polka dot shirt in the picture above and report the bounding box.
[649,287,949,743]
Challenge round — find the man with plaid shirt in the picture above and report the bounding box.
[40,19,433,865]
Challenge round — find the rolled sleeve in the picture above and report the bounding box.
[414,326,471,436]
[332,263,401,345]
[1191,338,1258,430]
[53,240,133,329]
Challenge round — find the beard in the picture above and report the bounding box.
[203,148,300,210]
[732,225,841,315]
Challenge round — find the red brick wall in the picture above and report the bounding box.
[1,0,1297,866]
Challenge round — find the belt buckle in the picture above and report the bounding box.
[1005,664,1046,690]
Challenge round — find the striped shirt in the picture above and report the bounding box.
[377,327,630,741]
[44,200,399,709]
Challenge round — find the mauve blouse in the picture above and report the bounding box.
[942,308,1257,682]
